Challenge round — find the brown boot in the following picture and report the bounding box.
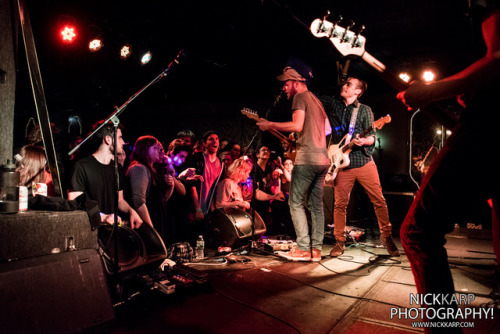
[329,241,345,257]
[380,235,400,257]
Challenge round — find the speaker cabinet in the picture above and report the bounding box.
[206,208,266,249]
[0,210,97,261]
[0,248,114,334]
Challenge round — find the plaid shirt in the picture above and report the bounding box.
[320,95,375,169]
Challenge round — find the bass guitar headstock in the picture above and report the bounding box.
[310,17,366,57]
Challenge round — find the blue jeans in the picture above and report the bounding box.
[289,164,329,250]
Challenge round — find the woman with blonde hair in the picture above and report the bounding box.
[215,157,252,210]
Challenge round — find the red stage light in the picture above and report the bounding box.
[60,25,77,43]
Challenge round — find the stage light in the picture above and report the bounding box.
[399,72,412,83]
[60,25,77,43]
[422,70,436,82]
[89,38,103,52]
[120,44,132,59]
[140,51,152,65]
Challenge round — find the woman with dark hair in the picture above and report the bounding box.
[15,145,54,196]
[126,135,173,228]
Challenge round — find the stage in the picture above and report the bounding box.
[111,225,499,334]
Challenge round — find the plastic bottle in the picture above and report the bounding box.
[196,235,205,259]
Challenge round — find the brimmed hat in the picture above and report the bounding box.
[277,66,306,82]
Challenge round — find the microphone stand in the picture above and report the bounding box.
[67,50,187,278]
[244,91,284,254]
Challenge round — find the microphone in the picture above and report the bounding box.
[163,49,188,74]
[272,91,285,107]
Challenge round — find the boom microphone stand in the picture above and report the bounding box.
[68,50,187,277]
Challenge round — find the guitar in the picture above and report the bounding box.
[309,18,459,130]
[241,108,296,161]
[325,115,391,181]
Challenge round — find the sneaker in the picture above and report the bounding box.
[278,246,311,262]
[381,236,400,257]
[311,248,322,262]
[329,241,345,257]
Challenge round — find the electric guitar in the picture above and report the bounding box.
[241,108,296,161]
[325,115,391,182]
[310,17,459,130]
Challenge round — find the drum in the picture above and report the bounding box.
[206,207,266,249]
[98,222,167,275]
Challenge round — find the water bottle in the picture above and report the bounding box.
[196,235,205,259]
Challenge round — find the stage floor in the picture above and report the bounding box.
[111,225,499,334]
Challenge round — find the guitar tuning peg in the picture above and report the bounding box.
[322,10,331,21]
[333,14,343,25]
[355,24,365,35]
[344,19,355,30]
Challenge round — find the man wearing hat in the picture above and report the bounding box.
[257,65,331,261]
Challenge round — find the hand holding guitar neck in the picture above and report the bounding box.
[241,108,296,161]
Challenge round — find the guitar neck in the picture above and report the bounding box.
[268,128,289,142]
[361,51,458,129]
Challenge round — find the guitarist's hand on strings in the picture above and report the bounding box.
[352,134,374,147]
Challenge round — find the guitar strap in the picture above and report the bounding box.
[345,102,360,144]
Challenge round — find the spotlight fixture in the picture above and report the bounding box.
[89,38,103,52]
[60,25,77,43]
[422,70,436,82]
[140,51,152,65]
[120,44,132,59]
[398,72,412,83]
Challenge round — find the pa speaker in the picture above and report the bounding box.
[98,222,167,275]
[206,207,267,249]
[0,248,114,334]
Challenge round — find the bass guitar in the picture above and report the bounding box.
[241,108,296,161]
[310,17,459,130]
[326,115,391,181]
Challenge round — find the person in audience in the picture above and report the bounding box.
[68,120,142,228]
[215,157,252,210]
[219,150,233,170]
[14,145,54,196]
[188,130,225,220]
[229,142,242,161]
[251,145,285,232]
[125,136,175,229]
[270,157,294,236]
[176,129,196,152]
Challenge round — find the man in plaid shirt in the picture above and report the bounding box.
[321,77,399,257]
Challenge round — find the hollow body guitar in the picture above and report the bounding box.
[326,115,391,182]
[241,108,296,161]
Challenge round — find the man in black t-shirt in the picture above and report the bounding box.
[68,121,142,229]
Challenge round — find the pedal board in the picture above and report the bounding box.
[171,263,208,284]
[261,239,294,252]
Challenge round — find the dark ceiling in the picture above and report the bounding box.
[14,0,476,144]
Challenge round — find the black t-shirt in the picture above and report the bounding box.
[69,155,123,214]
